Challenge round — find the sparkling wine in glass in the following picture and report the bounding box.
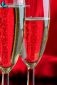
[21,0,50,85]
[0,0,25,85]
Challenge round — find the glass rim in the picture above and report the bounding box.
[25,17,50,21]
[0,4,30,8]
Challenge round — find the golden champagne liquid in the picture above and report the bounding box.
[22,17,50,68]
[0,7,24,73]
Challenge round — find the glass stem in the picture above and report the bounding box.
[27,67,35,85]
[2,72,9,85]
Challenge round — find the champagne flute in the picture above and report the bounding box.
[21,0,50,85]
[0,0,25,85]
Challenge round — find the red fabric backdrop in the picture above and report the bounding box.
[0,0,57,78]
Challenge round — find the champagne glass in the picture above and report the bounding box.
[0,0,25,85]
[21,0,50,85]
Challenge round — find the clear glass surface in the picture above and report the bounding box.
[21,0,50,85]
[0,0,25,85]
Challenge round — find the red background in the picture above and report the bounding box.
[0,0,57,78]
